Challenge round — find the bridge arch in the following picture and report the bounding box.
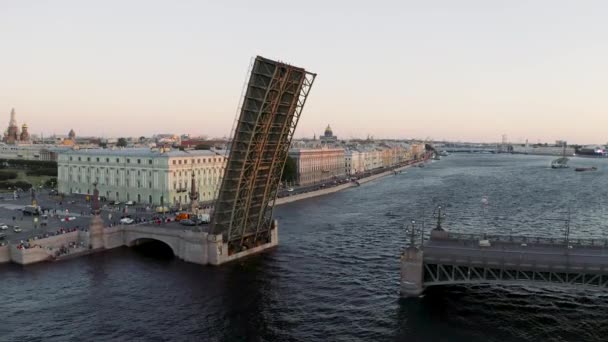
[127,237,178,257]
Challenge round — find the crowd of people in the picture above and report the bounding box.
[15,227,86,250]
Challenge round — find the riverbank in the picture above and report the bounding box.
[275,160,427,206]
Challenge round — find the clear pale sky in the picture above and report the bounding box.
[1,1,607,144]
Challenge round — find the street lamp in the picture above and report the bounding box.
[432,205,446,231]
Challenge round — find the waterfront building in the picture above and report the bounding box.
[57,148,227,206]
[289,147,345,186]
[345,149,365,175]
[0,144,69,161]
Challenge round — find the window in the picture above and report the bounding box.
[178,160,182,165]
[87,157,90,161]
[137,170,140,176]
[149,181,152,188]
[137,159,141,164]
[197,159,201,163]
[69,156,73,161]
[78,157,81,161]
[148,160,152,165]
[106,158,109,162]
[126,158,130,163]
[172,160,176,165]
[116,158,119,163]
[96,158,99,162]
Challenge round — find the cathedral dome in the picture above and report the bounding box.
[324,124,333,137]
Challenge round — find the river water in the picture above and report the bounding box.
[3,154,608,342]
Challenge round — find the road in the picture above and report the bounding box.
[425,239,608,269]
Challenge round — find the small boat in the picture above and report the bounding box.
[575,167,597,172]
[551,144,569,169]
[551,157,569,169]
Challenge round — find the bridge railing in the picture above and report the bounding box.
[424,252,608,271]
[445,232,608,248]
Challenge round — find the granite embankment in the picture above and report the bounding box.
[275,161,423,206]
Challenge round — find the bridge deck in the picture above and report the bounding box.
[418,235,608,289]
[425,239,608,270]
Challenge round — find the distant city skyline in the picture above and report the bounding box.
[1,1,607,144]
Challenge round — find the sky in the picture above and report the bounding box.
[1,0,607,144]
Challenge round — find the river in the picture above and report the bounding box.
[2,154,608,341]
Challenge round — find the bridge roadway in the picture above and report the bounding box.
[400,230,608,297]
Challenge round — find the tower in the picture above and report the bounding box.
[6,108,19,144]
[68,129,76,140]
[20,123,30,142]
[89,183,105,249]
[189,171,199,214]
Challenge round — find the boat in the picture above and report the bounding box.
[575,146,606,157]
[575,167,597,172]
[551,157,569,169]
[551,144,569,169]
[439,151,449,157]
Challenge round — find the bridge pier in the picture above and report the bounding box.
[400,246,424,297]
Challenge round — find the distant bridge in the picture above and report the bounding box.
[441,147,498,153]
[401,229,608,296]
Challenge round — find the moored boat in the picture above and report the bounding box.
[575,166,597,172]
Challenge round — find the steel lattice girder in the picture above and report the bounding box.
[211,56,316,253]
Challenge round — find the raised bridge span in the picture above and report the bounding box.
[401,229,608,297]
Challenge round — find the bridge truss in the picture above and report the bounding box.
[212,56,316,254]
[424,260,608,289]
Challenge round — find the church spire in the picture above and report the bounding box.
[9,108,17,127]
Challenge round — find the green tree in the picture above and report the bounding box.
[281,156,297,183]
[117,137,128,147]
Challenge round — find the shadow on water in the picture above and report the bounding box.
[394,284,608,342]
[131,239,175,260]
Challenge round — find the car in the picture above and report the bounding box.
[179,219,196,226]
[0,224,8,230]
[287,187,294,192]
[120,217,135,225]
[0,233,6,240]
[125,201,134,206]
[13,226,22,233]
[60,216,77,222]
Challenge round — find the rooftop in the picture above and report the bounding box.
[60,148,226,158]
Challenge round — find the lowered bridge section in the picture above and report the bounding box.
[401,230,608,297]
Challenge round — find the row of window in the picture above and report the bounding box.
[171,157,225,165]
[68,156,155,164]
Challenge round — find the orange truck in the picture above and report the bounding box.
[175,213,190,221]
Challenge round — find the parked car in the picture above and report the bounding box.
[287,187,294,192]
[0,223,8,230]
[60,216,77,222]
[0,233,6,240]
[13,226,22,233]
[120,217,134,225]
[23,205,41,216]
[198,214,211,224]
[179,219,196,226]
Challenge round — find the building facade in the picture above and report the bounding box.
[57,148,227,206]
[0,144,67,161]
[289,147,345,186]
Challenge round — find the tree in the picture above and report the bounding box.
[281,156,297,183]
[117,137,128,147]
